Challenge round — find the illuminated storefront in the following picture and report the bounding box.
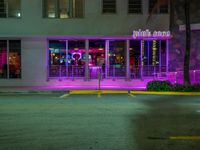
[47,30,170,80]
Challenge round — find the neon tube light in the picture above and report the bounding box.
[133,29,171,39]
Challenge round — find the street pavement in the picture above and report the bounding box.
[0,94,200,150]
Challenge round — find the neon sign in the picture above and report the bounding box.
[152,40,157,66]
[72,52,82,60]
[133,29,171,39]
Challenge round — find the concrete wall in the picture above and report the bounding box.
[0,0,169,37]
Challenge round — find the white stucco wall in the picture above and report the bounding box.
[0,0,169,37]
[0,0,170,86]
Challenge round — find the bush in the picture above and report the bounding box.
[173,84,200,92]
[147,80,173,91]
[147,81,200,92]
[172,84,191,92]
[191,84,200,92]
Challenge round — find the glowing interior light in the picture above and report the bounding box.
[72,52,82,60]
[98,48,104,51]
[133,29,171,39]
[48,13,56,18]
[17,13,21,17]
[74,48,79,50]
[152,40,157,65]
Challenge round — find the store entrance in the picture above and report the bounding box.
[89,40,105,79]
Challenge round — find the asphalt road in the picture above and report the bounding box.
[0,94,200,150]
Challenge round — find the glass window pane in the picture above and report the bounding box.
[128,0,142,14]
[102,0,116,14]
[89,40,105,79]
[9,40,21,78]
[59,0,70,18]
[68,40,85,77]
[49,40,66,77]
[143,40,160,76]
[73,0,84,18]
[130,40,141,78]
[44,0,57,18]
[0,40,7,78]
[109,40,126,77]
[161,40,166,72]
[8,0,21,18]
[0,0,6,17]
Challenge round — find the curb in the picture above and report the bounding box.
[0,90,200,96]
[0,90,68,95]
[131,91,200,96]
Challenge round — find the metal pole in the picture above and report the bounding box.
[46,39,49,81]
[105,40,109,78]
[98,68,101,90]
[113,65,115,80]
[166,40,169,75]
[140,40,143,80]
[126,40,130,80]
[72,65,74,81]
[59,45,61,80]
[159,40,162,74]
[85,39,89,81]
[147,40,150,76]
[66,40,68,78]
[193,70,196,83]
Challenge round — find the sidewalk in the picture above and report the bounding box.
[0,85,146,94]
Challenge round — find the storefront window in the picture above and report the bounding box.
[130,40,140,78]
[68,40,85,77]
[161,40,166,72]
[49,40,66,77]
[43,0,84,18]
[89,40,105,79]
[0,40,7,78]
[0,40,21,79]
[108,40,126,77]
[142,40,161,76]
[9,40,21,78]
[0,0,21,18]
[47,39,168,79]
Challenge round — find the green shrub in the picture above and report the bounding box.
[189,84,200,92]
[147,80,173,91]
[173,84,191,92]
[147,81,200,92]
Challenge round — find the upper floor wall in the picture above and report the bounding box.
[0,0,170,37]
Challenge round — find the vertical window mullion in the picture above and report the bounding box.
[7,40,9,79]
[128,0,142,14]
[6,0,8,18]
[102,0,116,14]
[56,0,59,18]
[72,0,75,18]
[65,40,68,77]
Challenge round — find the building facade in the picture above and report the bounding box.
[0,0,170,87]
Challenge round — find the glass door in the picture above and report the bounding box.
[89,40,105,79]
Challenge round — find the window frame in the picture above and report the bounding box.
[0,0,21,18]
[128,0,143,14]
[102,0,117,14]
[0,39,21,79]
[43,0,85,19]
